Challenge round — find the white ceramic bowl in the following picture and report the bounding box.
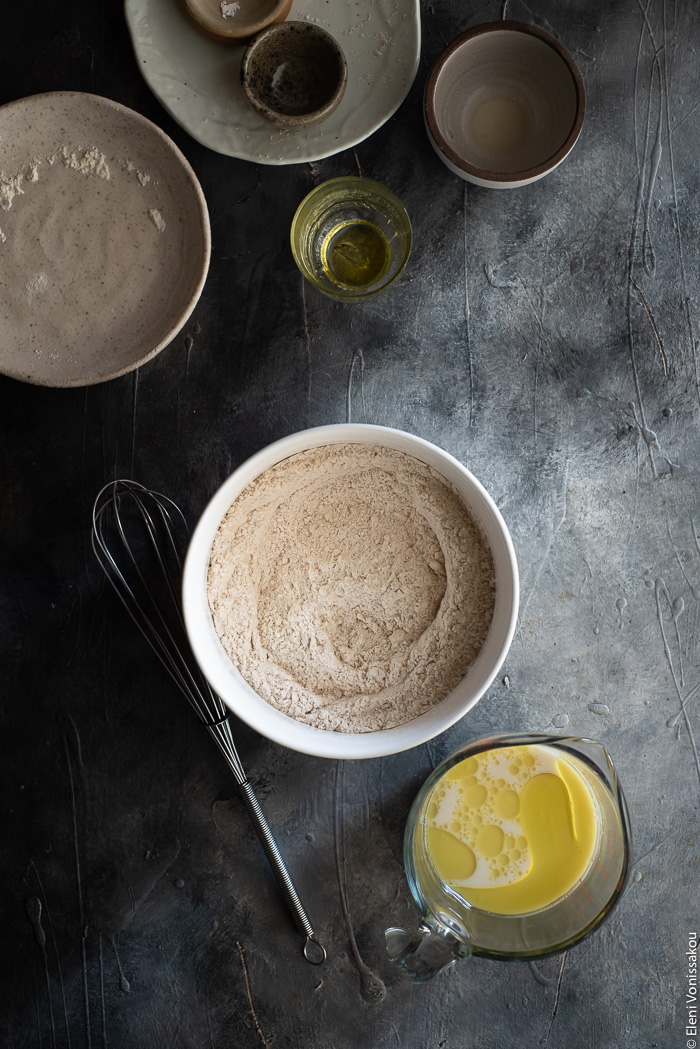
[424,21,585,189]
[182,425,519,759]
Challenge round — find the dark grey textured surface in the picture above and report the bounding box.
[1,1,698,1046]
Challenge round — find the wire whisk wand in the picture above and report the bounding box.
[91,479,325,964]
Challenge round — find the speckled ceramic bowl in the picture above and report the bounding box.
[0,91,210,387]
[424,21,585,189]
[182,424,519,760]
[184,0,292,43]
[241,21,347,128]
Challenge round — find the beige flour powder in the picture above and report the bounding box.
[207,444,495,733]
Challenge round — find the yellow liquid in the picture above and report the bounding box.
[423,744,600,915]
[320,220,391,289]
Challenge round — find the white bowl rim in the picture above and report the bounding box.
[423,19,586,185]
[182,423,520,759]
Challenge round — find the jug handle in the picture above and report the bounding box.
[385,918,469,982]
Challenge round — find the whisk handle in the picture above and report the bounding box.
[237,779,326,965]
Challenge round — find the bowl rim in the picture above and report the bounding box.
[424,19,586,184]
[241,21,348,127]
[182,424,520,760]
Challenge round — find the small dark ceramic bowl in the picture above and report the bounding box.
[241,21,347,128]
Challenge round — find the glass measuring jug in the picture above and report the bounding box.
[386,733,631,982]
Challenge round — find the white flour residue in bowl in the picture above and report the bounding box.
[26,272,49,303]
[148,208,166,232]
[60,144,111,180]
[122,159,151,186]
[0,171,24,211]
[1,146,111,218]
[221,1,240,16]
[208,444,496,733]
[0,146,163,242]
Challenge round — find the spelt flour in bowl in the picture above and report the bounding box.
[207,443,495,733]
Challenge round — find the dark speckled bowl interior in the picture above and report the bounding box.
[241,21,347,128]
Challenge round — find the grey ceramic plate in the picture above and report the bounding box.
[0,92,210,387]
[124,0,421,164]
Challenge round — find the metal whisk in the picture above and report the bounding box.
[91,479,325,964]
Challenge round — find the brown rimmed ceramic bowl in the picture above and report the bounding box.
[241,21,347,128]
[424,21,585,189]
[184,0,292,43]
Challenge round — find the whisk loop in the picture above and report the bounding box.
[91,479,325,963]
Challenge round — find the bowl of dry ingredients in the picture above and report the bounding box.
[182,425,519,759]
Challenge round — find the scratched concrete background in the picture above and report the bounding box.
[1,0,698,1046]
